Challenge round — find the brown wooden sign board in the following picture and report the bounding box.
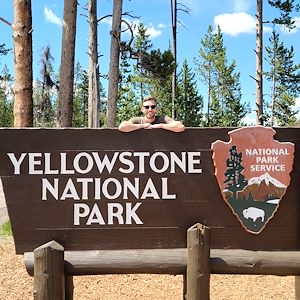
[0,128,299,254]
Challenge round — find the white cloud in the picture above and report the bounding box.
[100,18,164,39]
[44,7,62,26]
[123,20,163,39]
[145,27,162,38]
[214,12,256,36]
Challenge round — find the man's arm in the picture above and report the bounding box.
[118,121,150,132]
[149,120,185,132]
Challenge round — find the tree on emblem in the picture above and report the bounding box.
[224,145,248,199]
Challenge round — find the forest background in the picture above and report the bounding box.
[1,0,300,128]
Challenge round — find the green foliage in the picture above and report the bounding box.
[0,88,13,127]
[73,64,88,127]
[268,0,299,29]
[0,220,12,236]
[117,45,141,124]
[115,21,175,120]
[139,49,175,83]
[150,75,173,117]
[117,89,141,124]
[273,93,298,126]
[130,22,153,100]
[0,44,11,56]
[0,65,13,127]
[265,30,300,126]
[195,25,249,126]
[63,61,108,128]
[177,59,203,126]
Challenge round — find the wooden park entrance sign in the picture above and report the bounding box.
[1,127,300,299]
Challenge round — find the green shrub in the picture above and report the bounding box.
[0,220,12,236]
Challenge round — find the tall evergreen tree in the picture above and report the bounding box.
[73,65,89,127]
[131,22,153,101]
[195,25,249,126]
[117,50,140,123]
[194,25,215,125]
[177,59,203,126]
[265,30,300,126]
[221,62,249,126]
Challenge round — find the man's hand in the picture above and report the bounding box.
[146,123,162,129]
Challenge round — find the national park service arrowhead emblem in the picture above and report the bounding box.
[211,127,294,234]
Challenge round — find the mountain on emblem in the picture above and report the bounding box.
[211,127,295,234]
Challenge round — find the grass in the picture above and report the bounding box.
[0,220,12,236]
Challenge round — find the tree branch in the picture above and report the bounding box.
[0,16,12,27]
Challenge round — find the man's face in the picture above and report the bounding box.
[141,100,157,119]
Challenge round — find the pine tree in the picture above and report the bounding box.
[73,65,89,127]
[265,30,300,126]
[117,52,140,123]
[221,62,250,126]
[194,25,215,125]
[131,22,153,101]
[150,74,173,117]
[195,26,249,126]
[224,146,248,199]
[177,59,203,126]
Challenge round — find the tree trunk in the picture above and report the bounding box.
[57,0,77,127]
[270,72,276,126]
[13,0,33,127]
[107,0,123,128]
[256,0,263,125]
[170,0,177,119]
[88,0,100,128]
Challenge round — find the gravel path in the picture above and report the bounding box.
[0,237,296,299]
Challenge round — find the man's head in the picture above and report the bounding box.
[141,96,158,120]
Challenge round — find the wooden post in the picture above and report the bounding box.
[183,274,187,299]
[186,223,210,300]
[295,276,300,300]
[33,240,65,300]
[65,276,74,300]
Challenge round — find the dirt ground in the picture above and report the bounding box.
[0,236,296,300]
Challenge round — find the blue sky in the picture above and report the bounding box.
[1,0,300,124]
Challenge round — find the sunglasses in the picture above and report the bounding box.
[143,105,156,109]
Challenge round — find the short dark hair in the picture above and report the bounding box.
[142,96,157,104]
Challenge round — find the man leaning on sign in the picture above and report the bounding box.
[118,96,185,133]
